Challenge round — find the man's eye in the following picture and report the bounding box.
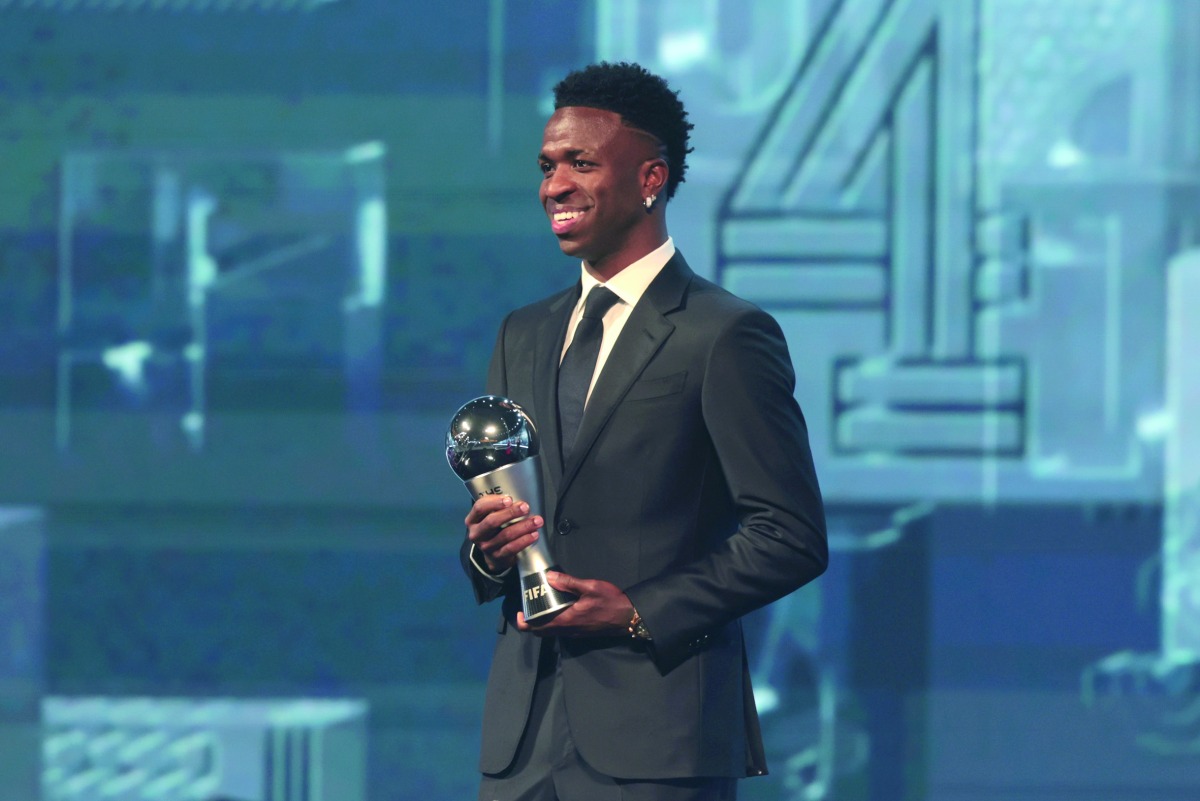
[539,163,553,176]
[573,160,595,169]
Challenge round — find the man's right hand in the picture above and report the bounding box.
[465,495,543,575]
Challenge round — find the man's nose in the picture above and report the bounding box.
[544,168,574,199]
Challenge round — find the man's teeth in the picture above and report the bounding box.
[553,211,583,222]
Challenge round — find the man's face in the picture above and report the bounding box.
[538,106,659,273]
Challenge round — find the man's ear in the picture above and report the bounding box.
[642,158,669,198]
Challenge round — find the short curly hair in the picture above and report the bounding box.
[553,62,694,200]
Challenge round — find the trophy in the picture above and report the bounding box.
[445,395,576,623]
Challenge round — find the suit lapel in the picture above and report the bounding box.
[532,284,579,492]
[559,253,693,498]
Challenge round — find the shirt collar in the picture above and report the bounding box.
[577,237,675,310]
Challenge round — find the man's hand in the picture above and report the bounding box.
[465,495,543,575]
[516,571,635,637]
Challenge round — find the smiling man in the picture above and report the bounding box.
[459,62,828,801]
[540,103,668,280]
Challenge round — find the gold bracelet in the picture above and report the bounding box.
[628,609,652,640]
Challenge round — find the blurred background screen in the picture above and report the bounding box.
[0,1,1198,800]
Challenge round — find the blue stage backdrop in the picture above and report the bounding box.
[1,1,1198,800]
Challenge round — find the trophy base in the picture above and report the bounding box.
[520,569,577,624]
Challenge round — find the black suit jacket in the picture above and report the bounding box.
[461,252,827,779]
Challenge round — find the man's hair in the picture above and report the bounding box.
[553,62,694,200]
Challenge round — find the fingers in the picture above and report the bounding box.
[516,610,557,635]
[516,609,564,636]
[482,516,543,562]
[516,574,588,637]
[545,571,584,594]
[465,496,543,575]
[466,497,540,543]
[464,494,515,526]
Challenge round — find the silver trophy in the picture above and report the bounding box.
[446,395,576,623]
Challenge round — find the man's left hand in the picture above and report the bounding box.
[515,571,634,637]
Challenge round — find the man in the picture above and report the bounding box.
[460,62,827,800]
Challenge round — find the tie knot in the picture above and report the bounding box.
[582,286,620,320]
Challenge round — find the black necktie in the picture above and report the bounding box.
[557,286,620,460]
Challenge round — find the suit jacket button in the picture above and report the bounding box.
[557,519,576,536]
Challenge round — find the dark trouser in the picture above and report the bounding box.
[478,640,737,801]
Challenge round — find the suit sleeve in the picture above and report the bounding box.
[458,312,519,605]
[624,308,828,671]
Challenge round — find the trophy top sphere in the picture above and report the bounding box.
[445,395,540,480]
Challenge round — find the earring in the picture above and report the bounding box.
[644,194,658,212]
